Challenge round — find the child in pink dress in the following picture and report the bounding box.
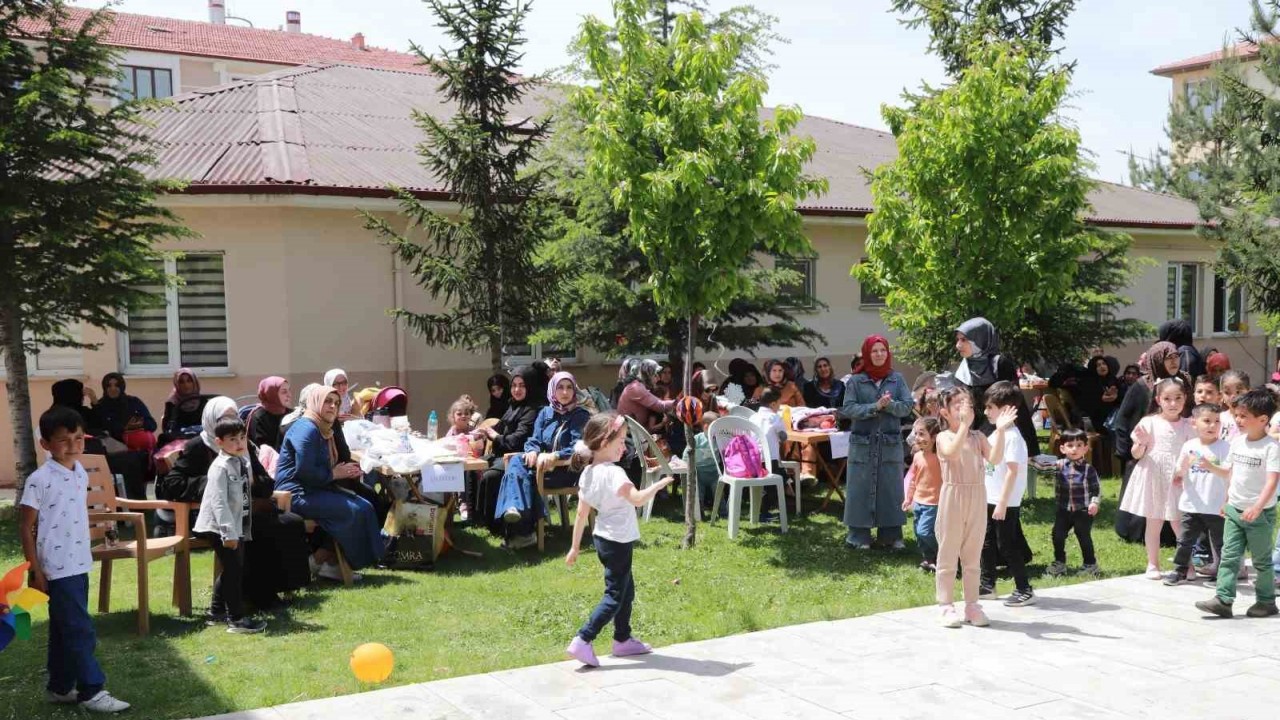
[1120,377,1194,579]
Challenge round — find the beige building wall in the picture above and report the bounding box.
[0,198,1262,487]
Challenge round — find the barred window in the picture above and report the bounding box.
[123,254,228,371]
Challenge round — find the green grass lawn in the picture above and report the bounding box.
[0,479,1146,720]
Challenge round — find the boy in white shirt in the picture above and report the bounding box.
[1165,404,1229,585]
[978,382,1034,607]
[19,408,130,713]
[1196,389,1280,618]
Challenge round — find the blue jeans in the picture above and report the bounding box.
[913,502,938,563]
[577,536,635,643]
[46,573,106,701]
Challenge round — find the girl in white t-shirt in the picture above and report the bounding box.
[565,412,674,668]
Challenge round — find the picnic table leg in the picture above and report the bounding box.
[817,453,847,513]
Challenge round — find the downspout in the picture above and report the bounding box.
[393,253,407,389]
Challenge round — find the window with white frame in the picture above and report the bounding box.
[119,65,174,100]
[775,257,816,309]
[122,254,228,371]
[1166,262,1200,334]
[502,326,577,368]
[857,259,886,307]
[1183,79,1223,123]
[1213,275,1246,334]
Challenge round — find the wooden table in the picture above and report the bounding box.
[351,451,487,559]
[784,430,848,512]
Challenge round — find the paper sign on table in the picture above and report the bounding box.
[419,462,465,493]
[829,432,851,460]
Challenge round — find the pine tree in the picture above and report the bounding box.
[889,0,1078,76]
[1131,1,1280,334]
[365,0,553,373]
[1,1,193,498]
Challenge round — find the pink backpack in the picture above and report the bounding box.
[722,433,765,478]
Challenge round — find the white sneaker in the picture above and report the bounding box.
[1145,565,1162,580]
[317,563,361,583]
[80,691,130,713]
[939,605,962,629]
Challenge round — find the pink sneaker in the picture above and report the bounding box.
[964,603,989,627]
[612,637,653,657]
[566,636,599,667]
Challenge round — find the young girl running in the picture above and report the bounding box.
[934,387,1017,628]
[1120,377,1194,579]
[565,412,674,667]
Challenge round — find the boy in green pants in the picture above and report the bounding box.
[1196,389,1280,618]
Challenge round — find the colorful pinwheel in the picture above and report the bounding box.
[0,562,50,652]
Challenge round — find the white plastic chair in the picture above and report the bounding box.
[623,416,689,521]
[706,416,788,539]
[728,405,755,419]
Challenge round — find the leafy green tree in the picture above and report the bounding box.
[1,0,192,497]
[1131,0,1280,336]
[365,0,553,373]
[859,41,1147,370]
[531,103,824,375]
[574,0,826,547]
[889,0,1077,76]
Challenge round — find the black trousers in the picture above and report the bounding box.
[246,509,311,603]
[1052,508,1097,565]
[1173,511,1225,572]
[981,504,1031,592]
[197,533,246,620]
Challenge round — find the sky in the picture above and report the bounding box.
[110,0,1255,183]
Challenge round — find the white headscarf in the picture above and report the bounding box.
[200,396,239,450]
[323,368,353,414]
[280,382,320,434]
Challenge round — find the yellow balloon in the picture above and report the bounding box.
[349,643,394,683]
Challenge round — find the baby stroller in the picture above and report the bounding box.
[367,386,408,426]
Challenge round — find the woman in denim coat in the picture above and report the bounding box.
[840,335,914,549]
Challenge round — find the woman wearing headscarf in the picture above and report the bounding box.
[803,357,845,410]
[493,371,591,549]
[725,358,762,403]
[953,318,1040,455]
[160,368,208,444]
[276,385,384,578]
[1073,356,1120,433]
[323,369,355,418]
[617,359,676,434]
[1205,350,1231,381]
[51,379,106,437]
[838,335,914,549]
[476,366,542,530]
[610,358,641,408]
[754,359,805,407]
[785,357,807,388]
[161,396,311,604]
[247,376,293,451]
[1158,319,1204,379]
[485,373,511,420]
[94,373,157,447]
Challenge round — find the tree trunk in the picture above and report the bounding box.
[0,302,36,503]
[490,337,502,375]
[682,313,699,549]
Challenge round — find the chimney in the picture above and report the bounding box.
[285,10,301,33]
[208,0,225,24]
[351,32,366,50]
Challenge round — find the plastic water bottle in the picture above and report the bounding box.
[427,410,439,441]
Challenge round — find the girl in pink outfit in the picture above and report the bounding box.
[1120,377,1194,579]
[934,387,1017,629]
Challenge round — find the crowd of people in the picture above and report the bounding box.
[21,316,1280,710]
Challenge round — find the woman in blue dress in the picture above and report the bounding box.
[496,371,591,549]
[840,335,915,550]
[276,384,384,580]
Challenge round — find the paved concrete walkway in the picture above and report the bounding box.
[197,573,1280,720]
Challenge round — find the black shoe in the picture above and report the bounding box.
[978,585,997,600]
[227,617,267,634]
[1247,602,1279,618]
[1195,597,1233,618]
[205,612,230,626]
[1162,571,1186,587]
[1004,588,1036,607]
